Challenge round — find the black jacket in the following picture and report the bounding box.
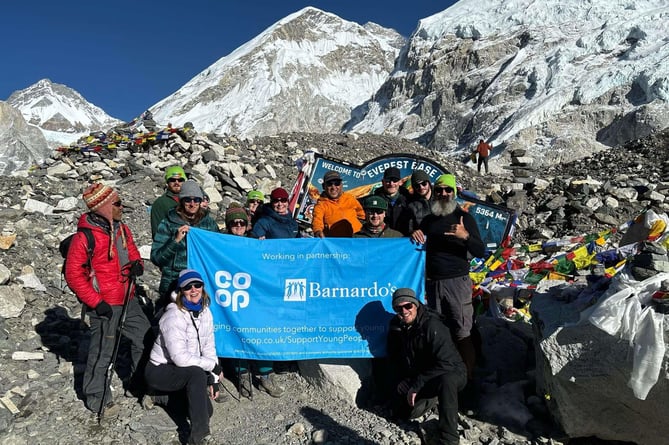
[374,187,411,234]
[386,305,466,394]
[420,206,485,279]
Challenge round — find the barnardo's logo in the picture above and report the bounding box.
[284,279,307,302]
[214,271,251,312]
[284,278,396,300]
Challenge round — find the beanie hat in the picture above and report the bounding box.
[323,170,341,183]
[383,167,401,181]
[83,183,116,213]
[225,203,249,224]
[179,180,204,200]
[164,165,186,182]
[411,170,431,188]
[392,288,420,308]
[178,269,204,289]
[82,183,123,259]
[270,188,289,200]
[434,174,457,198]
[362,195,388,211]
[247,190,265,203]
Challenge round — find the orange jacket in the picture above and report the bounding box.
[312,192,365,236]
[477,141,492,157]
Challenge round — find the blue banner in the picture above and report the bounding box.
[187,228,425,360]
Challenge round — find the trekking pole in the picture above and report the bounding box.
[97,270,136,424]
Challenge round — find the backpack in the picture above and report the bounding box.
[59,228,95,274]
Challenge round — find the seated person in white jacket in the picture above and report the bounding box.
[145,269,222,445]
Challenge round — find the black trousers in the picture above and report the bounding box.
[393,370,466,445]
[83,297,150,411]
[145,363,213,443]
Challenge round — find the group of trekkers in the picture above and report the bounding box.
[65,161,486,445]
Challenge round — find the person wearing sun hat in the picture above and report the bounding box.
[410,172,485,412]
[151,179,219,305]
[145,268,222,445]
[386,287,466,445]
[151,165,187,240]
[65,182,150,414]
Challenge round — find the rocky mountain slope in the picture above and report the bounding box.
[0,102,50,174]
[346,0,669,165]
[1,127,668,444]
[150,7,405,137]
[7,79,122,149]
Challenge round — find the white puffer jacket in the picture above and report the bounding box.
[149,301,218,372]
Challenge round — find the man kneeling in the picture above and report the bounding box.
[386,288,467,445]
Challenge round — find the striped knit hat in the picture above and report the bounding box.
[82,183,123,258]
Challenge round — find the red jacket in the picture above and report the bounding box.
[476,141,491,157]
[65,213,142,308]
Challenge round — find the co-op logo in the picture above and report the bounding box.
[214,271,251,312]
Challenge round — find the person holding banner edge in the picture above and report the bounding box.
[387,287,467,445]
[151,179,219,311]
[409,173,485,413]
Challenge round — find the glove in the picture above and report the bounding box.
[206,372,215,386]
[212,363,222,376]
[128,260,143,277]
[95,301,113,319]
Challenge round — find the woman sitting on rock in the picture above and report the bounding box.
[145,269,222,445]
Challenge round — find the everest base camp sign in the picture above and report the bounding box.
[187,228,425,360]
[293,153,515,251]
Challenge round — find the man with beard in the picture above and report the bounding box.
[410,174,484,389]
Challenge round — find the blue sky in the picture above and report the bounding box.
[2,1,455,122]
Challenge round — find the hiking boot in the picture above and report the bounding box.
[409,396,438,419]
[239,371,252,399]
[257,373,285,398]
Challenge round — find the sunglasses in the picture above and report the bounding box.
[325,180,342,187]
[367,208,384,215]
[434,187,454,194]
[248,199,262,205]
[112,201,123,207]
[182,282,203,291]
[182,197,202,203]
[272,198,289,203]
[168,177,185,183]
[383,178,400,184]
[393,303,414,313]
[416,180,430,188]
[230,220,247,227]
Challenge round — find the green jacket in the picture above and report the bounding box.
[150,191,180,240]
[151,208,219,295]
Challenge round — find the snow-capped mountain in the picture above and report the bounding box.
[0,101,50,174]
[7,79,122,148]
[150,7,405,137]
[345,0,669,165]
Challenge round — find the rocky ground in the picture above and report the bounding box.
[1,128,668,444]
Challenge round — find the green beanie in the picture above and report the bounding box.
[164,165,186,182]
[434,174,457,198]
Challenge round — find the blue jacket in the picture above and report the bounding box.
[250,208,298,239]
